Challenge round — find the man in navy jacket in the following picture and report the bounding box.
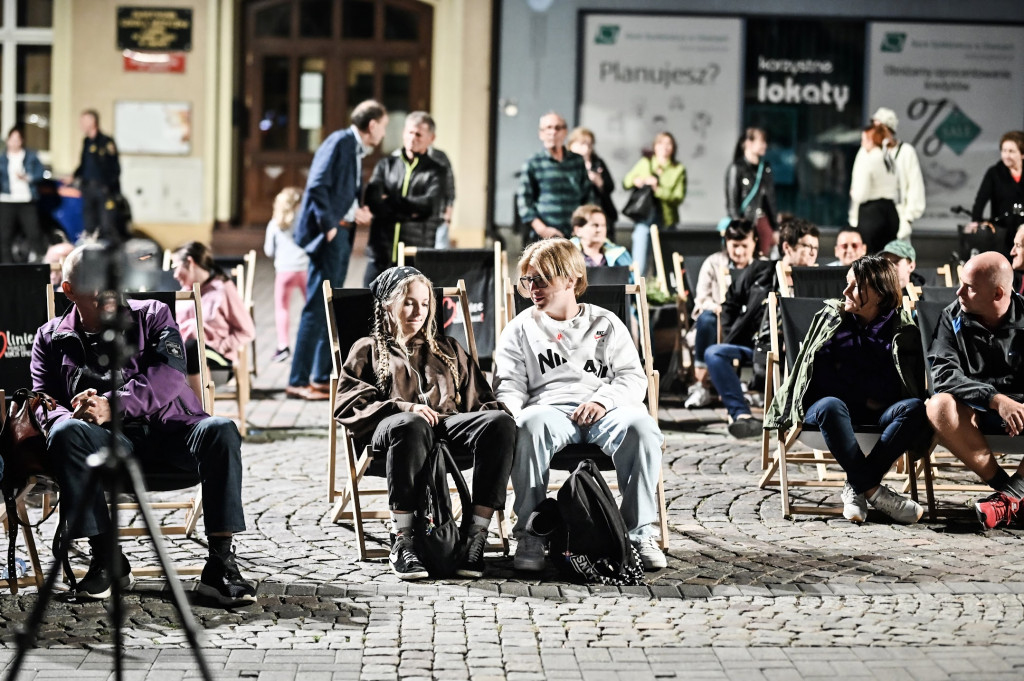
[289,100,389,400]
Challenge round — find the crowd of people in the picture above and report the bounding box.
[9,97,1024,605]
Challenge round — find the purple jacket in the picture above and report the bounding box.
[31,299,208,431]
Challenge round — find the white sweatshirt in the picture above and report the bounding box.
[493,303,648,417]
[848,146,900,227]
[892,142,926,239]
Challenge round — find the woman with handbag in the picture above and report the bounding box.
[725,127,777,258]
[333,266,514,580]
[623,132,686,279]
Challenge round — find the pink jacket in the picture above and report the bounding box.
[177,277,255,362]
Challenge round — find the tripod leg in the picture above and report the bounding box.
[120,454,215,681]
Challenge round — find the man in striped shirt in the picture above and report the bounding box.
[517,112,597,243]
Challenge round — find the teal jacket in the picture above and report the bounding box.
[763,299,926,433]
[569,237,633,268]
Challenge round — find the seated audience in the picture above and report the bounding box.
[569,203,632,269]
[764,255,928,523]
[1010,224,1024,294]
[172,241,256,399]
[44,241,75,288]
[926,252,1024,529]
[333,266,514,579]
[705,218,820,439]
[829,226,866,267]
[685,219,759,408]
[33,244,254,605]
[494,239,666,571]
[879,240,925,293]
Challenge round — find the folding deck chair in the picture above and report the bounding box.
[777,264,849,299]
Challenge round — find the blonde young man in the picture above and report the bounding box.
[493,239,666,571]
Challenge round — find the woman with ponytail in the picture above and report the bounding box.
[333,266,514,580]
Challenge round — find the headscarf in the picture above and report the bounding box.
[369,266,420,302]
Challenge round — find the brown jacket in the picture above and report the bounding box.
[334,335,505,442]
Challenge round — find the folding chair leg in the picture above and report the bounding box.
[344,441,369,561]
[184,489,203,538]
[759,456,779,488]
[235,361,250,438]
[923,457,937,522]
[656,472,670,550]
[777,440,792,518]
[328,385,339,503]
[906,453,919,503]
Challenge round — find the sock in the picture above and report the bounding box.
[392,512,414,535]
[987,468,1013,494]
[208,535,233,560]
[470,514,490,534]
[1003,473,1024,499]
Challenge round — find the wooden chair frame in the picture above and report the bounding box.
[324,279,509,561]
[502,277,671,550]
[209,263,253,437]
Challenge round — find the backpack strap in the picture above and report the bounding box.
[739,160,765,214]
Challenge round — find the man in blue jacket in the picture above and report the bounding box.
[32,244,255,606]
[289,100,389,400]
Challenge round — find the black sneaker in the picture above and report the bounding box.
[76,551,134,601]
[456,528,487,578]
[389,533,429,580]
[728,416,763,439]
[198,549,257,606]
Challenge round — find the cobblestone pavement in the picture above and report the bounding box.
[4,241,1024,680]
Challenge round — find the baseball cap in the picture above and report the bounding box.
[871,107,899,133]
[881,240,915,262]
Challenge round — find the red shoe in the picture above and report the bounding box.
[974,492,1022,529]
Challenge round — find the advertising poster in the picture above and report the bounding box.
[579,14,743,226]
[867,23,1024,231]
[744,19,866,227]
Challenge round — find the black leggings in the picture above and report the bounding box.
[371,410,515,512]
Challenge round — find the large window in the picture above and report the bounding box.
[0,0,52,157]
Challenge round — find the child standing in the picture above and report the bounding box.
[264,187,309,363]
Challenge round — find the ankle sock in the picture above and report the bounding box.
[392,512,414,535]
[470,514,490,534]
[988,468,1014,494]
[1003,473,1024,499]
[208,535,233,560]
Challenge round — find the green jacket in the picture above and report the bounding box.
[763,299,926,433]
[623,157,686,228]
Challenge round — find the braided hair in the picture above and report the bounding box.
[370,273,460,405]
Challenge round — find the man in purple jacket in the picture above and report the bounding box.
[32,244,255,605]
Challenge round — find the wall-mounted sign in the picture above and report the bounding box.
[117,7,192,51]
[114,100,192,155]
[123,49,186,73]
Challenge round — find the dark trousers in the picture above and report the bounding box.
[81,181,119,242]
[46,416,246,539]
[803,396,926,494]
[0,201,44,262]
[289,231,352,386]
[371,411,515,512]
[857,199,899,254]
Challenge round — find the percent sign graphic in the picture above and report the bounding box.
[906,97,949,157]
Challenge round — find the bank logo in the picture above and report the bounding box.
[881,32,907,53]
[594,25,619,45]
[934,106,981,156]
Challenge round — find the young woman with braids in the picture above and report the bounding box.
[333,266,514,580]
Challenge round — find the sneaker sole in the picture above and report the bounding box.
[640,558,667,571]
[455,567,484,578]
[76,573,136,601]
[196,582,257,606]
[392,567,430,581]
[843,508,866,523]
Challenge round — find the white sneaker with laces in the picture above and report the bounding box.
[868,484,923,524]
[513,534,547,572]
[684,383,712,408]
[841,482,868,523]
[632,536,667,570]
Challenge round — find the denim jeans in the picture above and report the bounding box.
[511,404,664,540]
[803,396,927,494]
[289,232,353,386]
[47,417,245,539]
[631,222,652,280]
[693,312,719,367]
[704,343,753,420]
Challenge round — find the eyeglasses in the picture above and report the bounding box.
[540,124,567,131]
[795,241,819,253]
[519,275,549,289]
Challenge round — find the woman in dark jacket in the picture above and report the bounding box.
[0,125,46,263]
[725,127,776,257]
[334,266,514,580]
[764,256,930,524]
[569,127,618,242]
[969,130,1024,258]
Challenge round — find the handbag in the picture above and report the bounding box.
[413,438,472,577]
[718,160,766,233]
[1,388,56,495]
[622,185,657,223]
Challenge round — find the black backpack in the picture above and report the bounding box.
[413,439,471,578]
[527,459,645,586]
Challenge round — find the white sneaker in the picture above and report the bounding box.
[513,534,547,572]
[841,482,868,523]
[684,383,712,408]
[632,536,667,570]
[868,484,923,524]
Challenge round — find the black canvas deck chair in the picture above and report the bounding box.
[759,293,917,518]
[919,286,958,305]
[323,279,509,560]
[48,285,212,577]
[504,278,670,549]
[650,225,722,296]
[397,242,505,371]
[586,265,632,286]
[777,264,849,299]
[0,264,56,592]
[907,298,1024,521]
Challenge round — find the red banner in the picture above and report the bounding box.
[123,50,185,73]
